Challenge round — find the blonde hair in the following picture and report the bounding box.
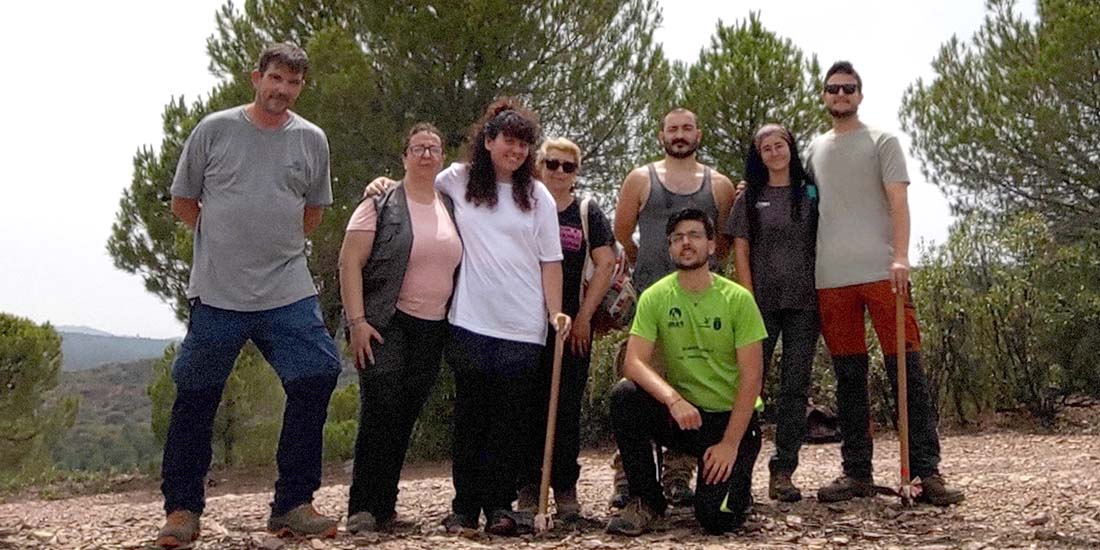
[538,137,582,166]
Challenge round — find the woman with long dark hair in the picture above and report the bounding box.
[724,123,819,503]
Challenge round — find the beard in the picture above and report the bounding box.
[828,106,858,119]
[674,255,709,271]
[663,139,699,159]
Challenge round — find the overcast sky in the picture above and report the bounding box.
[0,1,1035,338]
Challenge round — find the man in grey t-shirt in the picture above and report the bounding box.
[805,61,963,507]
[156,43,342,549]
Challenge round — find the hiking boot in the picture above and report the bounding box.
[156,510,200,548]
[916,474,965,506]
[442,512,478,535]
[662,450,696,506]
[817,475,877,503]
[769,471,803,502]
[663,477,695,506]
[347,510,393,534]
[606,497,660,536]
[267,504,337,538]
[516,483,539,514]
[554,487,582,522]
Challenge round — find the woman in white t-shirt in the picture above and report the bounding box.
[366,98,568,536]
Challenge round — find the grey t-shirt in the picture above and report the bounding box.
[725,185,817,312]
[805,125,909,289]
[171,106,332,311]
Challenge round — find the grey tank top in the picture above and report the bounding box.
[633,164,719,293]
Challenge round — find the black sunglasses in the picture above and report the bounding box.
[543,159,578,174]
[824,83,859,95]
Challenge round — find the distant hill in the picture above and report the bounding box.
[55,325,115,337]
[59,331,178,372]
[51,359,160,471]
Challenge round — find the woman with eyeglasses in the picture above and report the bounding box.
[339,123,462,534]
[361,98,567,536]
[723,123,819,503]
[513,138,616,522]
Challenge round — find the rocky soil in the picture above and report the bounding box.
[3,426,1099,549]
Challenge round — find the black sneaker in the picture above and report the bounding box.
[816,475,876,503]
[916,474,965,506]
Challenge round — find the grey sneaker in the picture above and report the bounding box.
[916,474,965,506]
[606,497,660,536]
[156,510,200,548]
[769,472,803,502]
[267,503,338,538]
[817,475,876,503]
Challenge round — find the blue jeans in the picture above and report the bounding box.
[161,296,341,516]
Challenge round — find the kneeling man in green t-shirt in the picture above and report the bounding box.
[606,207,767,536]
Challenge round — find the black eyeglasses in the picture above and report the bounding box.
[543,159,578,174]
[824,83,859,95]
[408,145,443,157]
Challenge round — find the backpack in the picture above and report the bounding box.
[579,197,637,332]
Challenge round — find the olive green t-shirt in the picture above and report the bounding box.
[630,273,768,412]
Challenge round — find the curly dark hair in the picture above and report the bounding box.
[743,124,818,245]
[464,97,540,211]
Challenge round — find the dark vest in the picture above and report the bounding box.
[359,183,458,329]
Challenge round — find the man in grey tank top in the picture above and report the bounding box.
[156,43,342,548]
[608,108,738,508]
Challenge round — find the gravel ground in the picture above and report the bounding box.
[2,427,1099,549]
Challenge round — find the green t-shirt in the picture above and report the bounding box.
[630,273,768,412]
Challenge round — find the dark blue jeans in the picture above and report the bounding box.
[760,308,820,475]
[610,380,761,534]
[161,296,341,516]
[447,326,543,519]
[347,310,448,520]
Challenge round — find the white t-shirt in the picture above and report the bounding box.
[435,162,563,344]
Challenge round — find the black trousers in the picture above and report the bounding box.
[347,310,448,520]
[832,351,942,479]
[518,326,591,493]
[610,380,761,534]
[448,326,543,518]
[760,308,820,475]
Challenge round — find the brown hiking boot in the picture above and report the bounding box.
[817,475,877,503]
[554,487,582,522]
[917,474,965,506]
[606,497,660,536]
[156,510,200,548]
[267,503,337,538]
[769,472,803,502]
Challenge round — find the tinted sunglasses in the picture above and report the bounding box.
[824,83,859,95]
[544,159,578,174]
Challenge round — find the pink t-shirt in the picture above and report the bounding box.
[346,192,463,321]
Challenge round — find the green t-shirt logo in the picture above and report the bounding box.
[668,307,684,328]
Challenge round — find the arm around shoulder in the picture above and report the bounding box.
[171,196,201,230]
